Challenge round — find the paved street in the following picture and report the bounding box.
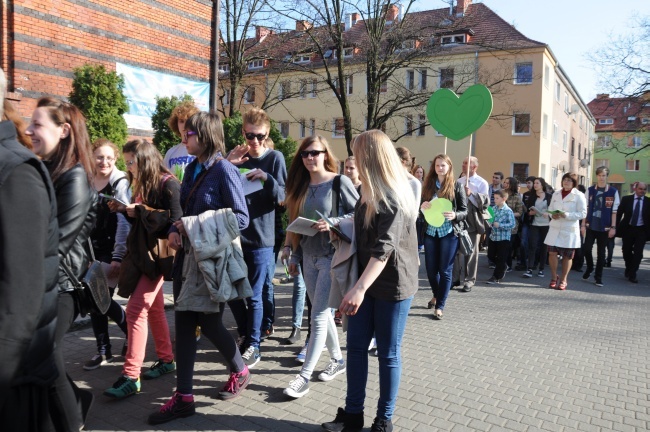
[66,242,650,431]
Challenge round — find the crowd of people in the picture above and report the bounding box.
[1,62,648,432]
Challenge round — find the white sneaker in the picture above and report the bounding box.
[318,359,346,382]
[296,342,308,363]
[283,375,309,398]
[368,337,376,351]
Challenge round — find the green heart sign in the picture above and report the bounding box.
[422,198,453,227]
[426,84,493,141]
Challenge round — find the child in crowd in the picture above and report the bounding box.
[487,189,516,284]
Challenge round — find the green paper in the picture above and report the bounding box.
[487,206,495,224]
[239,168,264,185]
[426,84,493,141]
[422,198,453,227]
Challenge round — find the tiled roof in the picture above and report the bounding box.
[221,3,546,73]
[587,95,650,132]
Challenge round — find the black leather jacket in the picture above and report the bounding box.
[47,162,97,292]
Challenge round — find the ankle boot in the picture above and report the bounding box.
[284,327,301,345]
[370,417,393,432]
[321,407,364,432]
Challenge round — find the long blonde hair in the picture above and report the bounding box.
[352,130,416,228]
[422,154,455,201]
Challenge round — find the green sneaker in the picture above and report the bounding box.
[103,375,140,399]
[142,359,176,380]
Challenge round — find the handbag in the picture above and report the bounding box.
[154,238,176,281]
[60,240,111,317]
[453,222,474,256]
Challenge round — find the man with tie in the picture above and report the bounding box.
[616,182,650,283]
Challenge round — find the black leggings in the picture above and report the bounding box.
[89,287,128,355]
[175,306,245,394]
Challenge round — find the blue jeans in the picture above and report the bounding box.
[228,247,273,349]
[261,255,276,332]
[518,223,529,266]
[424,232,458,311]
[345,294,412,420]
[291,264,306,328]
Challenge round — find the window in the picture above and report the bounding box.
[579,113,583,129]
[406,70,415,90]
[551,167,558,188]
[599,118,614,124]
[346,75,353,95]
[418,114,426,136]
[562,131,568,152]
[248,59,264,70]
[419,69,427,90]
[293,53,311,63]
[299,119,306,138]
[578,143,582,158]
[514,62,533,84]
[400,40,415,51]
[513,113,531,135]
[564,92,570,113]
[595,159,609,168]
[309,118,316,136]
[441,34,465,44]
[552,122,558,144]
[279,81,291,100]
[379,77,388,93]
[555,80,561,102]
[440,68,454,89]
[333,118,345,138]
[544,65,549,88]
[222,88,230,106]
[512,163,529,184]
[219,63,230,73]
[280,121,290,138]
[628,136,642,148]
[343,47,354,58]
[405,115,414,136]
[243,86,255,104]
[642,117,650,124]
[626,160,640,171]
[597,135,612,148]
[299,80,307,98]
[310,79,317,98]
[570,137,575,156]
[542,114,548,138]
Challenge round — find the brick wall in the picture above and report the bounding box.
[1,0,213,130]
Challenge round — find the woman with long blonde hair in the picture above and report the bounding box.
[283,135,358,399]
[420,154,467,320]
[322,130,418,432]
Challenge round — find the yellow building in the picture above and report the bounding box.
[220,0,595,188]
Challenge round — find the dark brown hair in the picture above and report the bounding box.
[185,111,225,158]
[3,100,31,149]
[422,154,456,201]
[122,139,173,204]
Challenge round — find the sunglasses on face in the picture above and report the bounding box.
[184,130,198,140]
[300,150,327,158]
[244,132,267,141]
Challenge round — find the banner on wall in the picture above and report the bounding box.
[116,63,210,130]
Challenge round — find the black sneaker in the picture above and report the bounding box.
[260,325,274,341]
[218,365,251,400]
[322,407,364,432]
[147,392,195,425]
[595,279,604,287]
[461,284,472,293]
[370,417,394,432]
[537,270,545,277]
[83,354,114,371]
[523,269,533,278]
[582,269,592,280]
[486,277,501,285]
[241,346,261,368]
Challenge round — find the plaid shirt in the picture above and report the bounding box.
[426,218,453,237]
[489,203,516,242]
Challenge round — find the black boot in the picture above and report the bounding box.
[284,327,301,345]
[322,407,364,432]
[370,417,393,432]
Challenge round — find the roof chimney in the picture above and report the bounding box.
[596,93,610,100]
[296,20,312,31]
[255,26,273,42]
[384,4,400,22]
[456,0,472,16]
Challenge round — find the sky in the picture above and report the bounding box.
[429,0,648,104]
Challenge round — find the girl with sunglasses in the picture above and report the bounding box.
[283,135,358,399]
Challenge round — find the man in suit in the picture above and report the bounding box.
[616,182,649,283]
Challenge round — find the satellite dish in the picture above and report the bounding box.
[558,160,569,173]
[579,159,589,168]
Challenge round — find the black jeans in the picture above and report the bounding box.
[89,287,128,356]
[527,225,549,271]
[175,306,245,395]
[622,226,648,278]
[488,240,511,280]
[583,229,608,280]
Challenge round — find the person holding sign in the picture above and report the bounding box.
[420,154,467,320]
[283,136,358,399]
[544,173,587,290]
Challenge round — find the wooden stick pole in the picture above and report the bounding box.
[465,134,473,187]
[443,137,448,155]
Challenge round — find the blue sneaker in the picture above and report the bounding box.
[296,342,308,363]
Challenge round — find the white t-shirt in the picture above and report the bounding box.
[163,143,195,178]
[457,173,489,195]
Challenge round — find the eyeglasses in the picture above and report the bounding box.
[244,132,267,142]
[300,150,327,158]
[125,160,136,167]
[95,156,115,162]
[184,130,198,140]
